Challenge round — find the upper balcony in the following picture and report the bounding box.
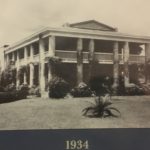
[12,50,145,68]
[55,50,145,64]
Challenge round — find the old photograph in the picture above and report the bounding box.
[0,0,150,130]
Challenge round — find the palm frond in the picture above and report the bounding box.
[82,94,121,118]
[82,106,95,116]
[106,107,121,117]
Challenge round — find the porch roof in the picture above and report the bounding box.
[5,25,150,53]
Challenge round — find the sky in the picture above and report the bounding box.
[0,0,150,46]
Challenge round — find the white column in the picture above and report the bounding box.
[29,45,34,87]
[24,47,28,63]
[77,38,83,85]
[123,41,130,87]
[6,54,9,66]
[48,36,55,56]
[88,39,94,81]
[39,36,46,97]
[16,50,20,87]
[48,36,55,82]
[23,47,28,84]
[112,41,119,93]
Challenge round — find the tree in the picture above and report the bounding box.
[0,65,16,88]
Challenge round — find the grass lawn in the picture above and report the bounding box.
[0,96,150,130]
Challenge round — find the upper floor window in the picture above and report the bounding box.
[43,37,49,51]
[55,36,77,51]
[27,45,30,57]
[18,48,24,59]
[32,42,39,55]
[95,40,114,53]
[14,51,17,61]
[8,53,12,60]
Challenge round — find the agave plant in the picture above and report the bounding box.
[82,95,121,118]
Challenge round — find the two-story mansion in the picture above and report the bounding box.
[3,20,150,97]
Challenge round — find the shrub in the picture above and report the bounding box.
[71,82,93,97]
[82,95,121,118]
[18,84,29,99]
[48,76,70,98]
[89,77,112,96]
[0,91,16,103]
[0,66,16,88]
[125,84,145,96]
[0,83,29,103]
[0,86,5,92]
[28,85,41,97]
[4,83,16,92]
[0,90,28,103]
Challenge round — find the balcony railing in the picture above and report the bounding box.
[129,55,145,63]
[12,50,145,67]
[55,50,145,64]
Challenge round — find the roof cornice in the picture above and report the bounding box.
[5,26,150,52]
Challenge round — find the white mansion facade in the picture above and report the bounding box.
[2,20,150,97]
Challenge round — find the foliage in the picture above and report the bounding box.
[4,83,16,92]
[47,56,62,77]
[90,76,112,96]
[28,85,41,97]
[0,65,16,88]
[18,65,29,79]
[124,84,146,96]
[82,95,121,118]
[71,82,93,97]
[48,56,62,65]
[48,76,70,98]
[0,86,5,92]
[18,84,29,99]
[0,84,29,103]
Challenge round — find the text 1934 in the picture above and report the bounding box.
[65,140,89,150]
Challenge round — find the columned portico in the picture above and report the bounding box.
[3,20,150,97]
[77,38,83,85]
[112,41,119,93]
[123,41,130,87]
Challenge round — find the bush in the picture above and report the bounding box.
[48,77,70,98]
[0,66,16,88]
[18,84,29,99]
[0,86,5,92]
[124,84,145,96]
[4,83,16,92]
[89,77,112,96]
[28,85,41,97]
[0,91,17,103]
[0,90,28,103]
[71,82,93,97]
[0,84,29,103]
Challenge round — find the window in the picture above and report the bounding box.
[27,45,30,57]
[18,48,24,59]
[32,42,39,55]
